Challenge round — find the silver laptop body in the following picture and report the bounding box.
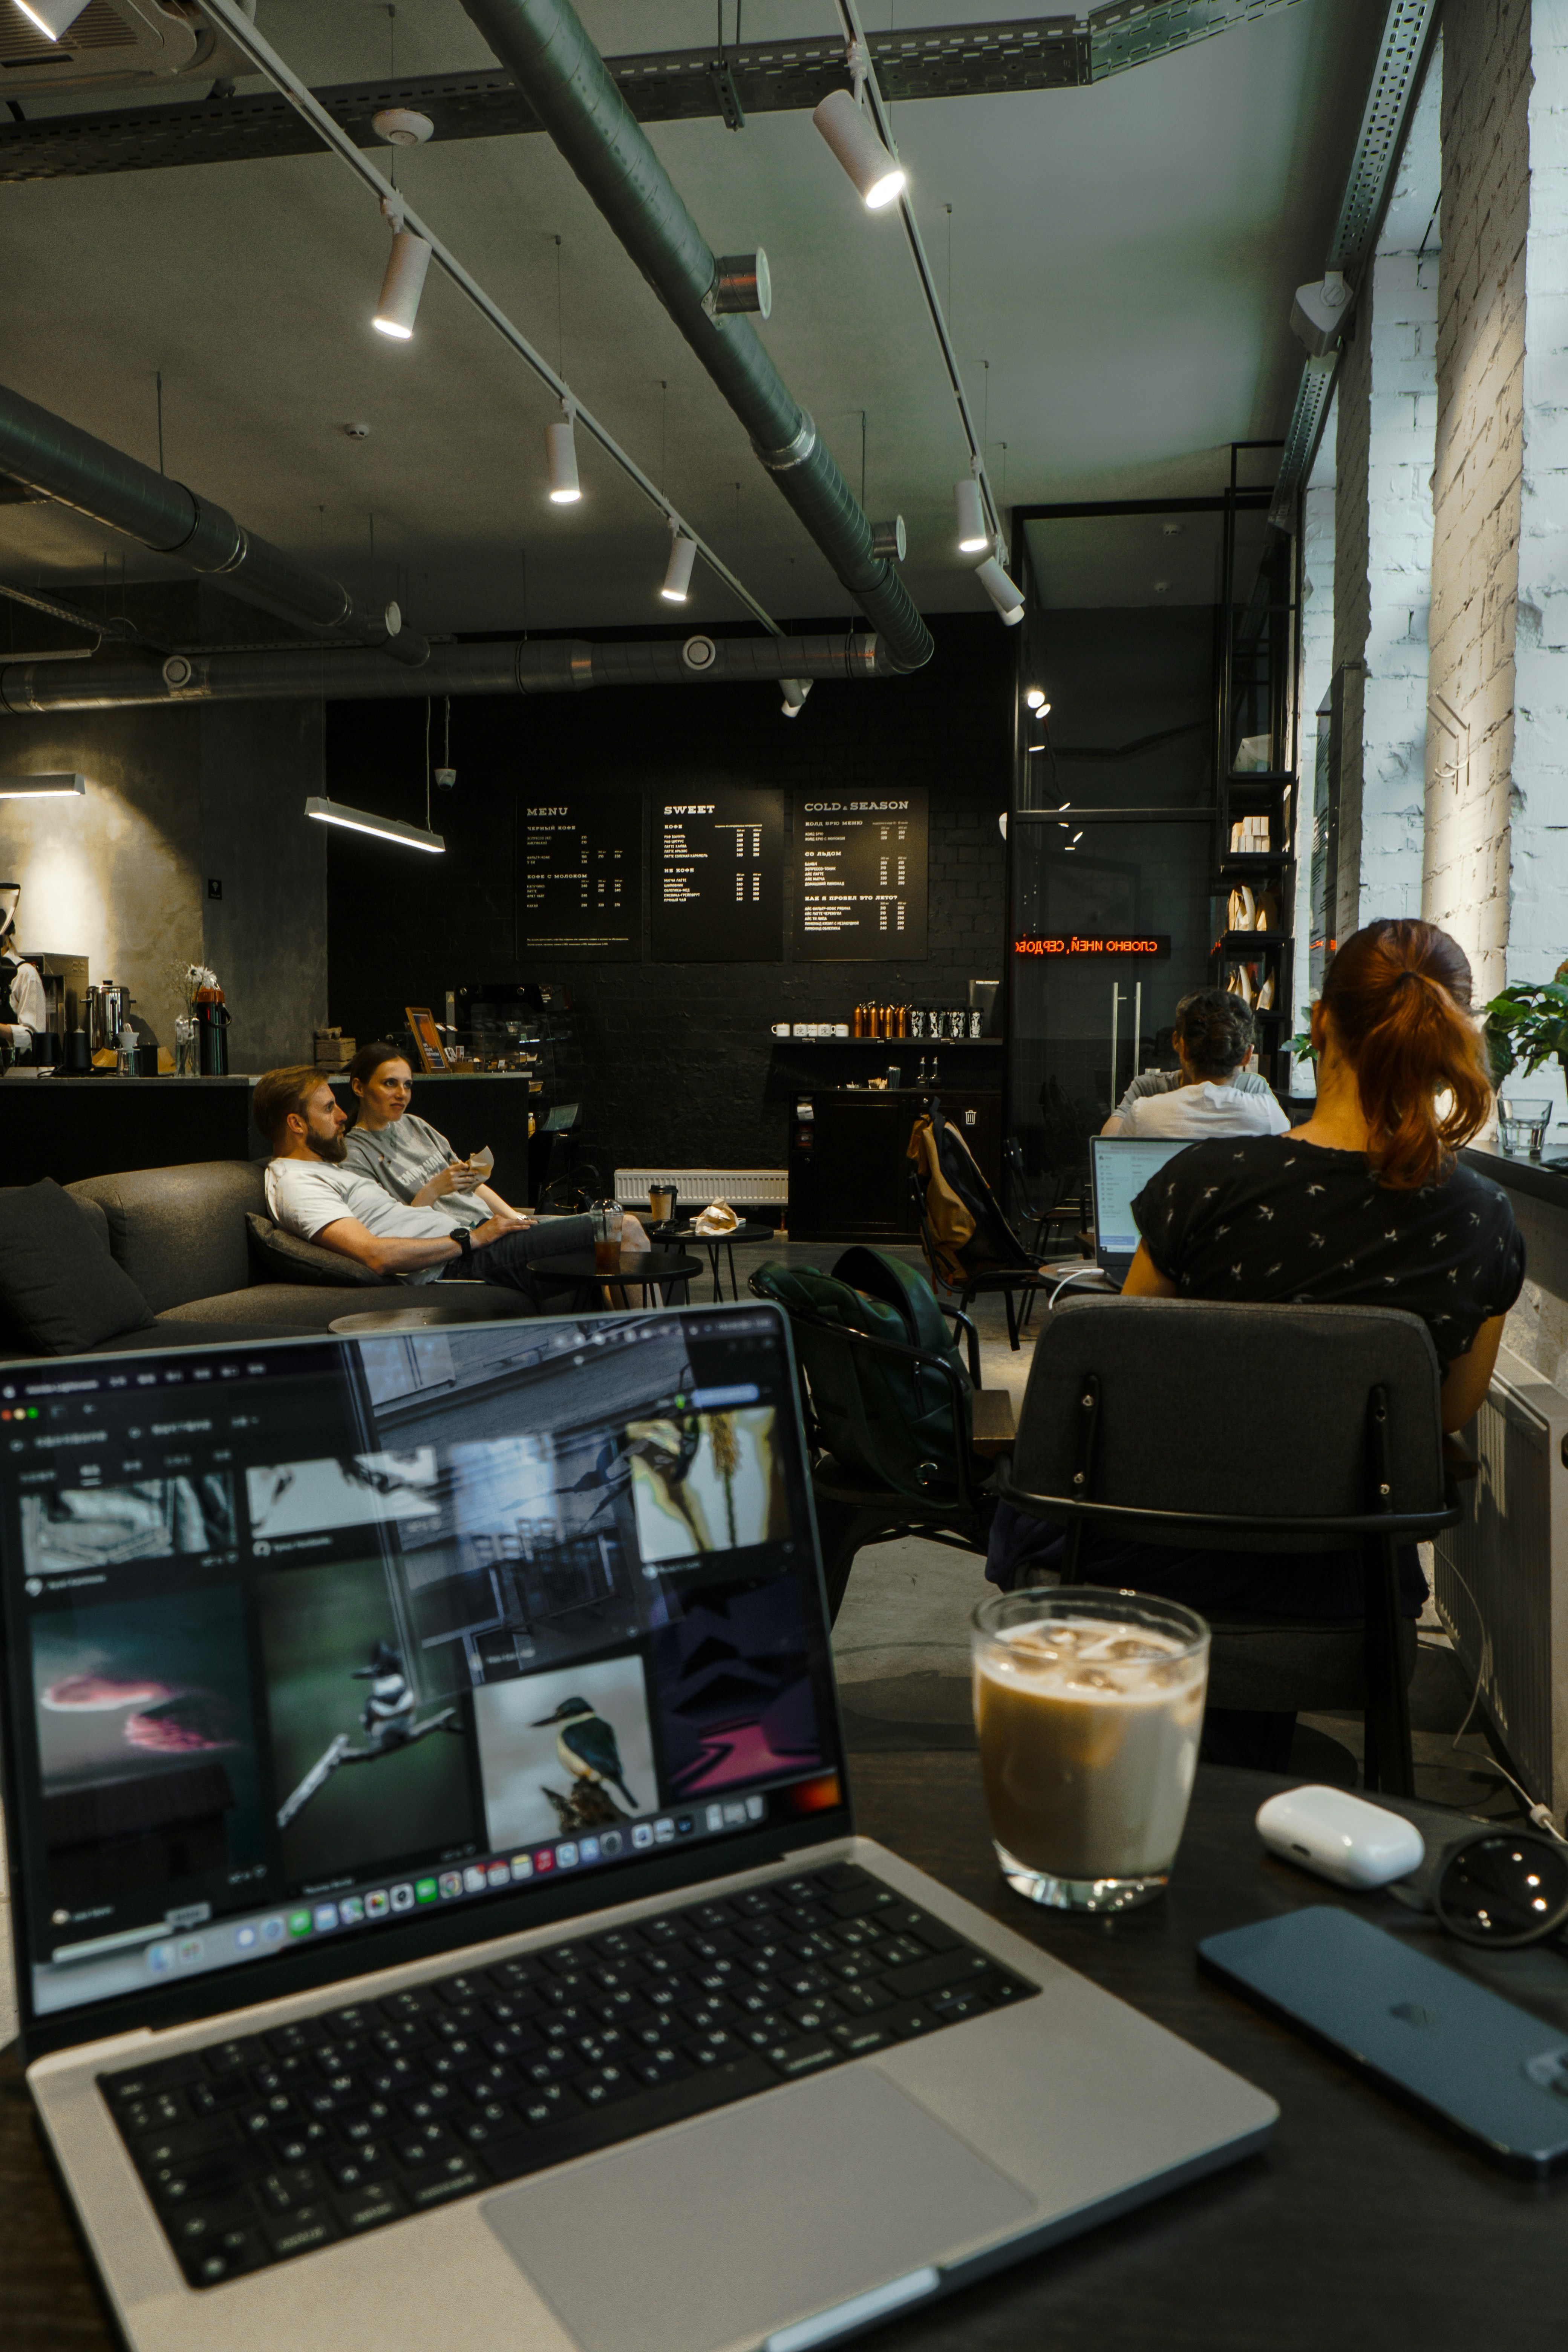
[1090,1135,1191,1283]
[3,1307,1275,2352]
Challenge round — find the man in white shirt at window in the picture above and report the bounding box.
[254,1066,639,1310]
[1101,988,1288,1141]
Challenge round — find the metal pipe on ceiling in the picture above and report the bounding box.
[0,377,430,665]
[453,0,934,675]
[0,631,888,714]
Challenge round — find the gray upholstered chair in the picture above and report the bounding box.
[993,1297,1465,1795]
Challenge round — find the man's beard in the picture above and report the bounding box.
[308,1127,347,1164]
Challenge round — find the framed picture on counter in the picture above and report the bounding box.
[405,1005,450,1072]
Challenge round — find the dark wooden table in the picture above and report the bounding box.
[657,1220,773,1300]
[530,1246,702,1303]
[3,1758,1564,2348]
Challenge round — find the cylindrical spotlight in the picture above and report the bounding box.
[954,478,988,554]
[661,533,697,604]
[546,413,581,504]
[373,230,432,340]
[781,678,813,717]
[14,1,92,38]
[975,556,1025,626]
[813,89,906,210]
[1025,686,1047,711]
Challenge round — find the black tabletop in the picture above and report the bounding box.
[530,1247,703,1282]
[658,1220,772,1245]
[3,1758,1562,2348]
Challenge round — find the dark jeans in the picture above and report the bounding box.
[469,1214,596,1310]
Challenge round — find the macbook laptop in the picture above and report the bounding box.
[1,1305,1274,2352]
[1089,1135,1193,1284]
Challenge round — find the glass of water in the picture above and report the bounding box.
[1497,1098,1552,1157]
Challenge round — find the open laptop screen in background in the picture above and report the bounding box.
[0,1309,845,2044]
[1090,1137,1193,1263]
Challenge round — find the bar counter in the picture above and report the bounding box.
[3,1070,544,1194]
[1464,1139,1568,1388]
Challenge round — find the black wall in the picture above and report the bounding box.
[326,612,1011,1180]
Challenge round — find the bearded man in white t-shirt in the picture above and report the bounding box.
[253,1066,639,1311]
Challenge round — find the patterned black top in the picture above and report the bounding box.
[1133,1138,1525,1370]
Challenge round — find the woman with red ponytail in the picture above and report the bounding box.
[989,919,1524,1767]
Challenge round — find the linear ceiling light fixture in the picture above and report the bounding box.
[303,795,445,853]
[546,407,581,504]
[12,0,92,38]
[660,530,697,604]
[0,770,86,797]
[813,85,905,211]
[373,198,433,339]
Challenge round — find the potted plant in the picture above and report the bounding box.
[1483,963,1568,1084]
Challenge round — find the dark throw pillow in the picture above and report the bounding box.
[246,1212,392,1289]
[0,1180,157,1355]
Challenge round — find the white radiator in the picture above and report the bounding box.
[1432,1341,1568,1819]
[614,1167,787,1209]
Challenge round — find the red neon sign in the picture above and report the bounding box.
[1013,934,1171,959]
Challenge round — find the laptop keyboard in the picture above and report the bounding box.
[98,1861,1038,2289]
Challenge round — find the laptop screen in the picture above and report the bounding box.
[1090,1136,1191,1261]
[0,1307,847,2043]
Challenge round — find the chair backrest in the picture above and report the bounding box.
[1010,1297,1447,1551]
[751,1250,971,1494]
[66,1161,267,1313]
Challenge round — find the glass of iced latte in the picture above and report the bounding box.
[971,1587,1209,1913]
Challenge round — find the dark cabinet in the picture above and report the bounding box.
[787,1088,1001,1243]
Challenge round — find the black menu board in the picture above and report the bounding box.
[794,790,929,959]
[651,788,784,961]
[519,794,643,960]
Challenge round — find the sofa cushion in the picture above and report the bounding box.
[164,1283,378,1329]
[0,1181,157,1355]
[245,1212,392,1291]
[67,1162,268,1313]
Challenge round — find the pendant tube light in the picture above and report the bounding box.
[813,88,906,211]
[954,478,988,554]
[373,226,433,340]
[304,795,445,853]
[546,410,581,504]
[0,771,86,798]
[975,554,1025,627]
[13,1,92,37]
[660,531,697,604]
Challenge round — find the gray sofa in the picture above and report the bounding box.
[0,1161,526,1360]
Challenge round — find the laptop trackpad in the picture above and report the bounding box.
[482,2067,1034,2352]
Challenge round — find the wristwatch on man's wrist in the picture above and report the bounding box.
[448,1226,473,1261]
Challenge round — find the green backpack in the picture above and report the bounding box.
[752,1246,972,1497]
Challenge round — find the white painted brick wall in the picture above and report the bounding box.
[1424,0,1530,1003]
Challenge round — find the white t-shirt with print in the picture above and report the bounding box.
[265,1157,453,1286]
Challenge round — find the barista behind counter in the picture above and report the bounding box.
[0,884,46,1059]
[339,1040,526,1221]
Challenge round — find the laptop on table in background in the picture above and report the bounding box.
[1,1306,1274,2352]
[1089,1135,1193,1286]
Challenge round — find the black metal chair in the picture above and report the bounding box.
[992,1297,1464,1795]
[1002,1136,1080,1258]
[755,1282,997,1623]
[908,1167,1054,1352]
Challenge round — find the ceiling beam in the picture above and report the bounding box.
[0,4,1303,183]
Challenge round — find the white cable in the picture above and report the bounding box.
[1428,1560,1568,1841]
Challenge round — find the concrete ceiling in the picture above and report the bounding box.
[0,0,1385,640]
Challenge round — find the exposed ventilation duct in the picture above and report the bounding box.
[455,0,934,675]
[0,631,892,713]
[0,377,429,664]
